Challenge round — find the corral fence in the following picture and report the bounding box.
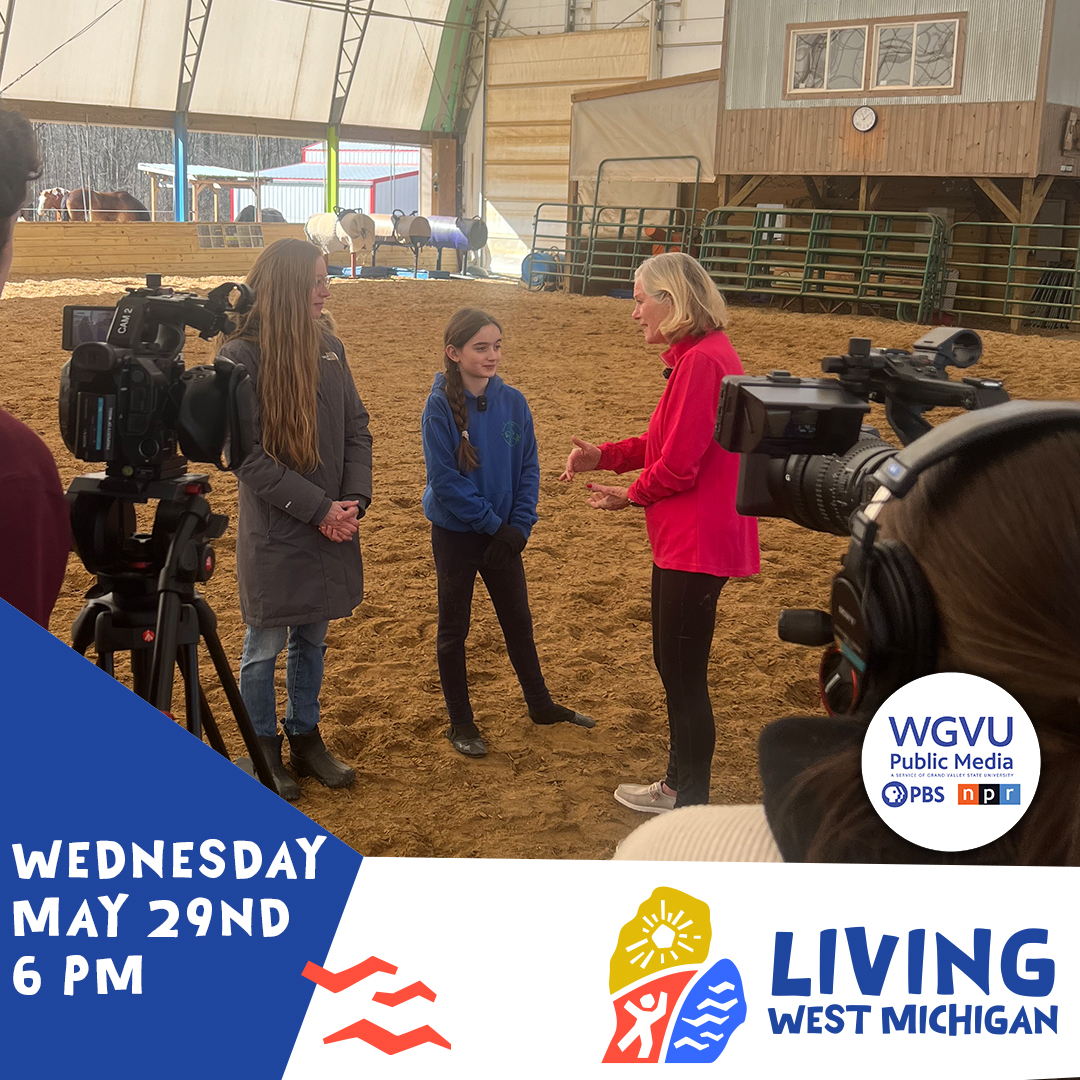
[527,204,1080,332]
[528,204,706,294]
[697,207,946,324]
[946,221,1080,330]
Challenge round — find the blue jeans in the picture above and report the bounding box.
[239,622,329,739]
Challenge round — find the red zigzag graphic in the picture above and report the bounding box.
[302,957,398,992]
[324,1019,451,1054]
[373,981,437,1006]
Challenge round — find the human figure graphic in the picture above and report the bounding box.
[617,991,669,1059]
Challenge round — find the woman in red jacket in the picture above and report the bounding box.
[561,252,759,812]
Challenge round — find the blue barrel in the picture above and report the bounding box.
[428,215,489,251]
[521,251,558,289]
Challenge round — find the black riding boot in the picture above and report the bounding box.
[256,735,301,802]
[288,727,355,789]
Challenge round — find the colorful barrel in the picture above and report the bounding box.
[371,212,431,245]
[428,215,489,251]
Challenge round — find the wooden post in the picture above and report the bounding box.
[729,175,768,207]
[432,136,458,216]
[213,188,220,222]
[803,176,827,209]
[1011,175,1055,330]
[150,175,158,222]
[859,176,869,211]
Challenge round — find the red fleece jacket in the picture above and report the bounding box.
[596,330,760,578]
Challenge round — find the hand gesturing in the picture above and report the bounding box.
[559,436,602,482]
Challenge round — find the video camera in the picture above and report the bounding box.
[59,275,256,483]
[715,328,1009,536]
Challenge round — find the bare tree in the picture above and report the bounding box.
[30,122,306,220]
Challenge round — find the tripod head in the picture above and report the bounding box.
[67,469,274,789]
[68,472,225,599]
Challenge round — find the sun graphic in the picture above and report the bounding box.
[609,887,713,993]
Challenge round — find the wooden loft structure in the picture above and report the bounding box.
[709,0,1079,225]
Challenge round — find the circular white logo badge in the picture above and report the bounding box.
[861,673,1040,852]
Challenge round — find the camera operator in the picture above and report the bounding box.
[616,423,1080,865]
[0,111,71,629]
[560,252,760,812]
[759,425,1080,865]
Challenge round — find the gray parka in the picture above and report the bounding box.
[218,335,372,628]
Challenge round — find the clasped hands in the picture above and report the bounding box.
[319,500,362,543]
[559,436,631,511]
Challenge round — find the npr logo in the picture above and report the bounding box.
[958,784,1020,806]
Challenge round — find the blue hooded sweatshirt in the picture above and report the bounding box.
[421,373,540,538]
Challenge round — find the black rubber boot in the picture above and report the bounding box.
[529,703,596,728]
[288,727,355,789]
[257,735,301,802]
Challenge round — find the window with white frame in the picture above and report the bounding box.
[873,19,960,88]
[787,15,964,97]
[790,25,868,93]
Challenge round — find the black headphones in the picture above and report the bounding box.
[828,399,1080,715]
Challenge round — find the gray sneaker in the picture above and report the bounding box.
[614,780,676,814]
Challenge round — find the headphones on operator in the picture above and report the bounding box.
[827,399,1080,716]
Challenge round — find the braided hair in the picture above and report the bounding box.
[443,307,501,472]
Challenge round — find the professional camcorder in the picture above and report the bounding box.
[714,328,1008,536]
[58,275,277,792]
[716,329,1009,712]
[59,275,255,483]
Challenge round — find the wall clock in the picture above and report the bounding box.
[852,106,878,132]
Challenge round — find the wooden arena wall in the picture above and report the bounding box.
[11,222,452,278]
[10,223,308,277]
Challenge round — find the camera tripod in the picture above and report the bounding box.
[67,471,275,790]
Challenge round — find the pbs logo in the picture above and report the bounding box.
[881,782,908,808]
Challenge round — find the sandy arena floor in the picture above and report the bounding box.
[4,274,1080,858]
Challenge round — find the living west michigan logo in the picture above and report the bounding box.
[605,888,1059,1059]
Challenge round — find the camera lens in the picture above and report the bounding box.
[766,434,897,535]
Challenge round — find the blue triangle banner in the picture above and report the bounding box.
[1,600,362,1078]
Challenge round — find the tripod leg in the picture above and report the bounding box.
[177,644,202,739]
[130,646,152,699]
[72,602,107,657]
[196,684,230,758]
[192,598,275,788]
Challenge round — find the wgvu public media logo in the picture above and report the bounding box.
[861,673,1040,851]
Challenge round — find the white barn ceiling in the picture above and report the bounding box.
[0,0,456,141]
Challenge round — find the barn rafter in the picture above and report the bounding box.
[0,0,16,93]
[177,0,214,116]
[447,0,507,135]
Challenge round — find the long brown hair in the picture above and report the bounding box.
[442,307,501,472]
[228,238,325,473]
[789,427,1080,865]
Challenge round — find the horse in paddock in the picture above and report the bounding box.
[235,204,286,223]
[38,188,69,220]
[63,188,151,222]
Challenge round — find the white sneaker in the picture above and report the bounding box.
[614,780,676,814]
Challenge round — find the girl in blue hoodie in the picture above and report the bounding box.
[422,307,594,757]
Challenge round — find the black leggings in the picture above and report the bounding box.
[652,563,727,807]
[431,524,554,731]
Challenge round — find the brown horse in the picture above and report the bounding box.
[37,188,69,220]
[63,188,151,222]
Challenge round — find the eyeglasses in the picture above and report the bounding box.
[314,276,330,288]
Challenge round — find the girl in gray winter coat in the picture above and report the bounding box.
[217,238,372,801]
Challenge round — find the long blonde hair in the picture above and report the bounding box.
[636,252,728,342]
[228,238,325,473]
